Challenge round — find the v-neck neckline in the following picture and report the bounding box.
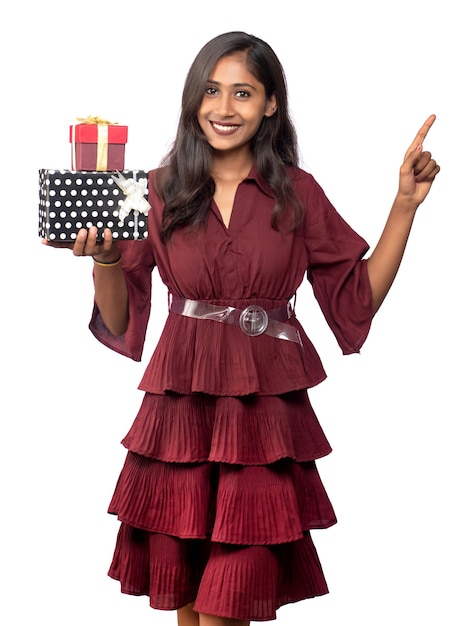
[211,197,234,232]
[212,178,244,232]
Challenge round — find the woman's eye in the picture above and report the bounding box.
[236,90,250,98]
[205,86,218,95]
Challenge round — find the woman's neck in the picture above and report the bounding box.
[210,149,253,183]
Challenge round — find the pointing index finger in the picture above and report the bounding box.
[408,114,436,152]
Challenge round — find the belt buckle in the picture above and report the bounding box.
[239,305,269,337]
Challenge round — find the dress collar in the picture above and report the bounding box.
[243,164,276,198]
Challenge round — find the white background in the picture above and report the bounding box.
[1,1,473,624]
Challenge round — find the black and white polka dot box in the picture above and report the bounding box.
[38,169,150,241]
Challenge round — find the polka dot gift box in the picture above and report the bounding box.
[38,169,150,242]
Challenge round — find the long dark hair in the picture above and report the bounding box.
[157,31,303,243]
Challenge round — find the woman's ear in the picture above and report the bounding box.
[264,94,277,117]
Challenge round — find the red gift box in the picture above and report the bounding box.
[69,118,128,171]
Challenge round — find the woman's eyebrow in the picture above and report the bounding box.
[206,79,257,91]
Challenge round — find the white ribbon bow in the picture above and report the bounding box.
[112,171,151,222]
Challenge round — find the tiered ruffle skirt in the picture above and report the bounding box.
[108,390,336,621]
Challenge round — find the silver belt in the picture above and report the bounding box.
[169,296,302,345]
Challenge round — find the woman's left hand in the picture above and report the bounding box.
[398,114,441,208]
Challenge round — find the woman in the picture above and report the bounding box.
[44,31,439,626]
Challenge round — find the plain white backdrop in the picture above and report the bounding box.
[1,1,473,624]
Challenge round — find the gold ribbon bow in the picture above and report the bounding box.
[76,115,118,125]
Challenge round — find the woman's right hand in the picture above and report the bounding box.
[42,227,120,262]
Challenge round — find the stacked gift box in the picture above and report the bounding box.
[38,117,150,241]
[70,118,128,171]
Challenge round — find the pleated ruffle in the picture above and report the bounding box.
[138,303,328,396]
[108,389,336,619]
[212,462,336,544]
[195,534,329,620]
[109,528,328,621]
[109,453,336,543]
[109,526,211,610]
[121,390,332,465]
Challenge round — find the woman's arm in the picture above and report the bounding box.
[367,115,440,314]
[44,226,129,335]
[76,227,129,335]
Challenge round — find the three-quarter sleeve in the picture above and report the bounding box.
[303,175,373,354]
[89,238,155,361]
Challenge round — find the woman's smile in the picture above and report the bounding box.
[209,121,241,135]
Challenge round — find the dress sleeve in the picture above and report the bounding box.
[303,175,373,355]
[89,238,155,361]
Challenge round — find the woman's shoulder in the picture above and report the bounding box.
[287,165,326,198]
[145,167,167,224]
[148,165,168,187]
[288,165,317,183]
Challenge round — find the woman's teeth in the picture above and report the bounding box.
[212,122,239,132]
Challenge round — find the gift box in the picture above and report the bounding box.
[38,169,150,241]
[69,118,128,171]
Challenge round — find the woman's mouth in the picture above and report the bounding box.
[210,121,240,135]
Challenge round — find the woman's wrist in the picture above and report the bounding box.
[92,246,121,265]
[392,191,420,215]
[93,255,122,267]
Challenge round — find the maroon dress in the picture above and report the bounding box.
[90,165,373,621]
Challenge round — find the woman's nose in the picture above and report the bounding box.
[215,93,234,116]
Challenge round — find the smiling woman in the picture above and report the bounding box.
[156,32,304,244]
[197,53,277,227]
[42,29,440,626]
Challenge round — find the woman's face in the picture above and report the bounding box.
[197,52,276,157]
